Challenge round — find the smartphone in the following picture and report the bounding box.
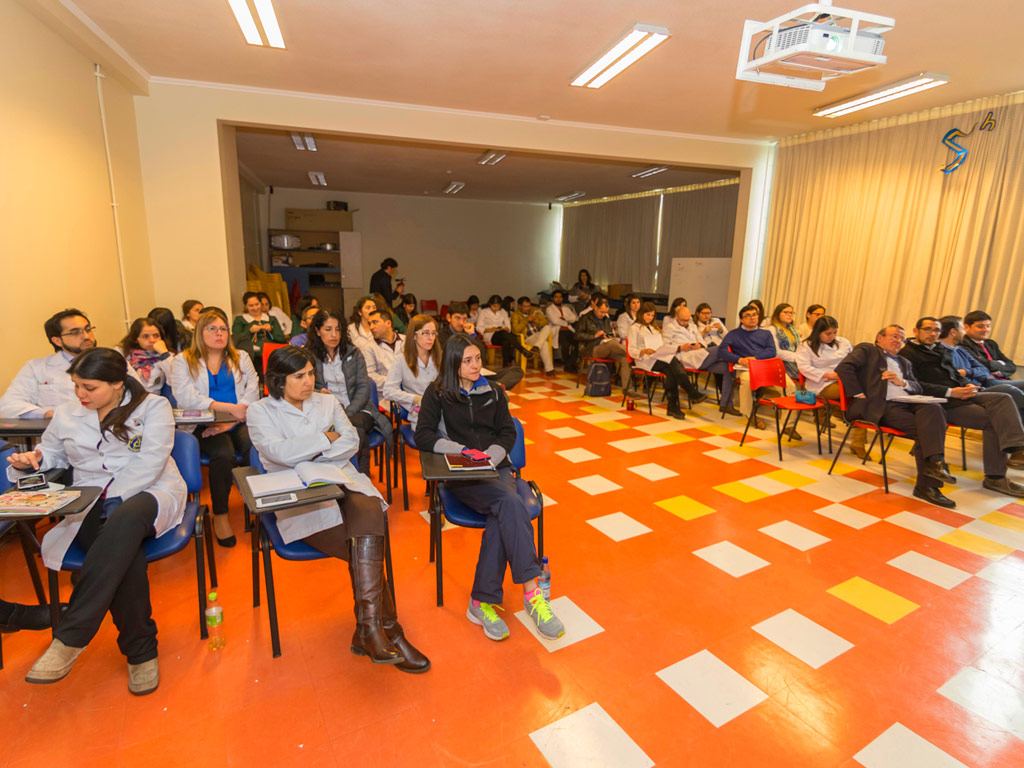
[17,473,48,491]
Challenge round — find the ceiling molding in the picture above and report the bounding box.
[18,0,150,94]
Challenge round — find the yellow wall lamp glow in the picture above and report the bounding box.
[571,23,670,89]
[227,0,286,48]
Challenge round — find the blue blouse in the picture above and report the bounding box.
[207,365,237,405]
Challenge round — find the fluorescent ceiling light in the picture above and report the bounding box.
[226,0,262,45]
[443,181,465,194]
[308,171,327,186]
[476,151,506,166]
[555,191,586,202]
[252,0,286,48]
[290,132,305,150]
[571,24,670,89]
[632,166,668,179]
[304,134,317,151]
[290,132,317,151]
[813,73,949,118]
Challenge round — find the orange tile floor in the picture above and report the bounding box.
[3,372,1024,767]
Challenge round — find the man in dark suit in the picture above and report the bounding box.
[900,317,1024,496]
[835,324,957,508]
[368,258,403,310]
[960,310,1018,380]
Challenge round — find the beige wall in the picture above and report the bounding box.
[0,0,152,390]
[133,80,773,321]
[264,187,561,308]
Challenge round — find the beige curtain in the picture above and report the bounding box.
[560,196,661,292]
[658,183,739,293]
[762,91,1024,355]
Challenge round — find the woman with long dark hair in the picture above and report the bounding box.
[307,308,381,475]
[348,295,378,348]
[247,346,429,673]
[6,348,186,694]
[415,334,563,643]
[395,293,418,330]
[477,294,531,368]
[118,317,173,394]
[181,300,203,332]
[171,308,257,546]
[571,268,600,314]
[383,314,441,430]
[148,306,187,354]
[627,302,690,420]
[796,315,864,454]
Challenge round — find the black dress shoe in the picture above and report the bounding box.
[720,406,743,417]
[0,602,64,633]
[666,408,687,420]
[922,461,957,484]
[913,486,957,509]
[982,476,1024,497]
[216,534,237,548]
[689,393,709,406]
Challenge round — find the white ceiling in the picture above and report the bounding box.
[70,0,1022,140]
[235,128,739,202]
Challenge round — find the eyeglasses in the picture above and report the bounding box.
[61,325,95,338]
[204,325,229,334]
[416,330,438,337]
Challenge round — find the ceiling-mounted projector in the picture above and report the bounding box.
[736,1,895,91]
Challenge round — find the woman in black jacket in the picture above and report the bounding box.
[415,334,563,643]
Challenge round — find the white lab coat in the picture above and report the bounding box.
[6,394,187,569]
[545,303,577,348]
[382,355,438,431]
[348,322,374,350]
[695,317,727,347]
[246,393,386,544]
[170,353,259,410]
[268,306,292,336]
[0,350,143,417]
[795,337,853,394]
[615,312,638,340]
[361,334,405,390]
[662,317,709,369]
[476,307,510,344]
[627,324,670,372]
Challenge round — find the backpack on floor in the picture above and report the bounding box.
[584,362,612,397]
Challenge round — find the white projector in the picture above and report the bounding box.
[736,3,895,91]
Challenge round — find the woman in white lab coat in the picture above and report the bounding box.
[247,346,429,674]
[116,317,174,395]
[615,294,643,340]
[6,348,186,695]
[626,302,687,420]
[382,314,441,431]
[478,294,530,368]
[171,307,258,547]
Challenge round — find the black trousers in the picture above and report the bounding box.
[197,425,252,516]
[444,469,542,604]
[651,360,683,407]
[667,358,703,399]
[349,410,376,476]
[489,330,518,367]
[556,329,578,369]
[56,493,159,663]
[944,391,1024,477]
[871,402,947,490]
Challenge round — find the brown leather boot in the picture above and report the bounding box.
[348,537,403,665]
[380,573,431,674]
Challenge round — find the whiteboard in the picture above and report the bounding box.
[667,258,732,317]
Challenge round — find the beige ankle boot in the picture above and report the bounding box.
[25,638,84,684]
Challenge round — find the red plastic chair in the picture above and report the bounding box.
[261,342,288,396]
[826,378,910,493]
[739,358,825,459]
[623,339,664,414]
[420,299,439,314]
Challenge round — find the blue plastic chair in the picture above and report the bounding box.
[55,430,217,639]
[430,418,543,607]
[367,381,392,504]
[246,447,394,657]
[394,404,423,511]
[159,382,178,408]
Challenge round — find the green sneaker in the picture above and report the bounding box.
[466,601,509,641]
[523,591,565,640]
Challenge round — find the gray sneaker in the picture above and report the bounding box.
[466,600,509,641]
[523,592,565,640]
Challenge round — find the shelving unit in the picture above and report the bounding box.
[268,228,359,314]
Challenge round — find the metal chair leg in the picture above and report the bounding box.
[864,432,880,464]
[16,521,46,604]
[259,523,282,657]
[828,426,854,475]
[435,492,444,607]
[194,516,208,640]
[251,516,261,608]
[774,409,783,461]
[960,427,967,471]
[399,433,409,511]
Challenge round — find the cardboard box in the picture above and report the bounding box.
[284,208,353,231]
[607,283,632,299]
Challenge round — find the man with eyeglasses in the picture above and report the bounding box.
[1,309,99,418]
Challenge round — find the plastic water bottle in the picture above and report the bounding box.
[538,557,551,600]
[206,591,225,651]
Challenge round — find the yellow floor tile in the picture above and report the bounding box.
[655,494,716,520]
[980,510,1024,534]
[827,577,919,624]
[713,481,771,503]
[593,421,630,431]
[659,432,695,444]
[538,410,572,421]
[952,468,986,482]
[581,405,611,414]
[939,529,1014,559]
[727,444,770,457]
[523,438,535,445]
[808,458,858,475]
[697,424,735,435]
[763,469,816,489]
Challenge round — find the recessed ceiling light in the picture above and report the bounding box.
[631,166,668,179]
[304,135,317,151]
[226,0,286,48]
[226,0,262,45]
[308,171,327,186]
[252,0,286,48]
[555,191,586,202]
[571,24,670,89]
[476,150,507,166]
[443,181,465,194]
[813,73,949,118]
[290,132,317,151]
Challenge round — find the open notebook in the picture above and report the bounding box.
[247,462,353,497]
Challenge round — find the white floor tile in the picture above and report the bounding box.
[885,511,954,539]
[703,447,749,464]
[546,427,585,439]
[507,402,520,409]
[529,702,654,768]
[555,447,602,464]
[700,435,740,448]
[513,595,605,652]
[608,436,670,453]
[656,649,769,727]
[568,475,623,496]
[417,509,454,531]
[516,392,548,400]
[741,475,799,496]
[586,512,653,541]
[938,665,1024,740]
[627,463,679,482]
[887,551,972,590]
[800,474,878,503]
[854,722,969,768]
[939,488,1011,517]
[961,519,1024,550]
[576,411,631,424]
[693,541,770,577]
[752,609,853,669]
[634,421,690,436]
[552,394,585,403]
[813,503,879,530]
[542,493,558,507]
[759,520,830,551]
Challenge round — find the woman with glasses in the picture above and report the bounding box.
[383,314,441,431]
[307,308,380,475]
[170,308,258,546]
